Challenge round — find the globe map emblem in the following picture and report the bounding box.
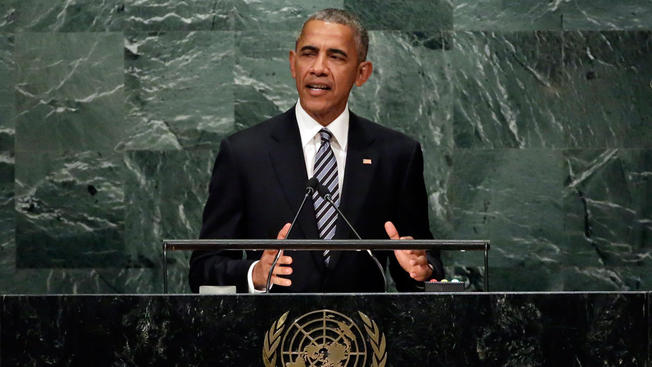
[280,310,367,367]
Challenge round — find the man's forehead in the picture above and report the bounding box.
[296,20,356,48]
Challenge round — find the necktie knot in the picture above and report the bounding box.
[318,129,333,143]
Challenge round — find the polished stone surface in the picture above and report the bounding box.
[351,31,453,149]
[14,32,125,153]
[0,2,650,294]
[561,1,652,30]
[234,30,297,130]
[453,0,652,31]
[0,0,16,32]
[14,0,124,32]
[122,31,234,150]
[0,148,14,293]
[450,31,565,149]
[234,0,344,31]
[1,293,649,366]
[560,31,652,148]
[346,0,453,30]
[563,149,652,290]
[0,34,14,152]
[123,150,216,293]
[649,293,652,365]
[454,0,564,31]
[15,151,125,268]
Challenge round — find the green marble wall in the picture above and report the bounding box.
[0,1,650,293]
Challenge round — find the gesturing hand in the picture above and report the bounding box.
[385,221,433,281]
[252,223,294,290]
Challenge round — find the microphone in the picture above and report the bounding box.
[314,182,386,291]
[266,177,319,293]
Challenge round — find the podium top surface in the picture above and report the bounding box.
[163,239,490,251]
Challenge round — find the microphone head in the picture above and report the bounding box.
[316,181,331,198]
[306,177,319,193]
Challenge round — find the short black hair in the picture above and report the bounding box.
[298,8,369,62]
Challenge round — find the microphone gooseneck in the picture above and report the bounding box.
[314,182,386,291]
[288,177,319,237]
[316,182,363,240]
[265,177,319,293]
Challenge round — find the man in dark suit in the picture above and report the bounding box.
[189,8,444,293]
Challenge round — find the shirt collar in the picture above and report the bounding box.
[295,99,349,151]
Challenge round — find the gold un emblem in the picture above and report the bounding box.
[262,309,387,367]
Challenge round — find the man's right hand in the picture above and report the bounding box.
[252,222,294,290]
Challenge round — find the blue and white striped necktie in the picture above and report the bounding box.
[312,128,340,264]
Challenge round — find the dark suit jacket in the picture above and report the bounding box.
[189,107,444,293]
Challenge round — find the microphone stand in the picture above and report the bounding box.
[316,183,387,291]
[265,178,318,293]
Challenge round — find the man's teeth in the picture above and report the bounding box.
[308,85,329,90]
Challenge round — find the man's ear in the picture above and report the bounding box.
[355,61,373,87]
[289,50,297,79]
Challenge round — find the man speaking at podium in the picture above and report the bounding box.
[190,9,444,293]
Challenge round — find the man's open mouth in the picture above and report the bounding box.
[307,84,331,90]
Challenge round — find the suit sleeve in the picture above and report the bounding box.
[189,138,255,293]
[388,142,445,291]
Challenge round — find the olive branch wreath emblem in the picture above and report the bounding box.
[262,310,386,367]
[358,312,387,367]
[262,311,288,367]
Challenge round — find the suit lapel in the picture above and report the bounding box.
[267,108,320,240]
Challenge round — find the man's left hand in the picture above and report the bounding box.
[385,221,433,281]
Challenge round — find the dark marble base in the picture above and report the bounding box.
[1,292,649,366]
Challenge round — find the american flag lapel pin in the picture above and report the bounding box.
[362,158,372,165]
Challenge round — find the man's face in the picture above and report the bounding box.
[290,20,372,126]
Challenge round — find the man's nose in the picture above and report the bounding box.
[310,53,328,75]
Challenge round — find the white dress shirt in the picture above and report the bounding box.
[295,100,348,191]
[247,100,350,292]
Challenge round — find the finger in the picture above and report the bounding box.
[412,265,433,281]
[409,269,426,278]
[277,222,292,239]
[384,221,400,240]
[272,275,292,287]
[413,264,429,272]
[409,258,427,268]
[272,264,293,276]
[412,260,427,269]
[277,255,293,265]
[399,236,414,240]
[403,255,430,273]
